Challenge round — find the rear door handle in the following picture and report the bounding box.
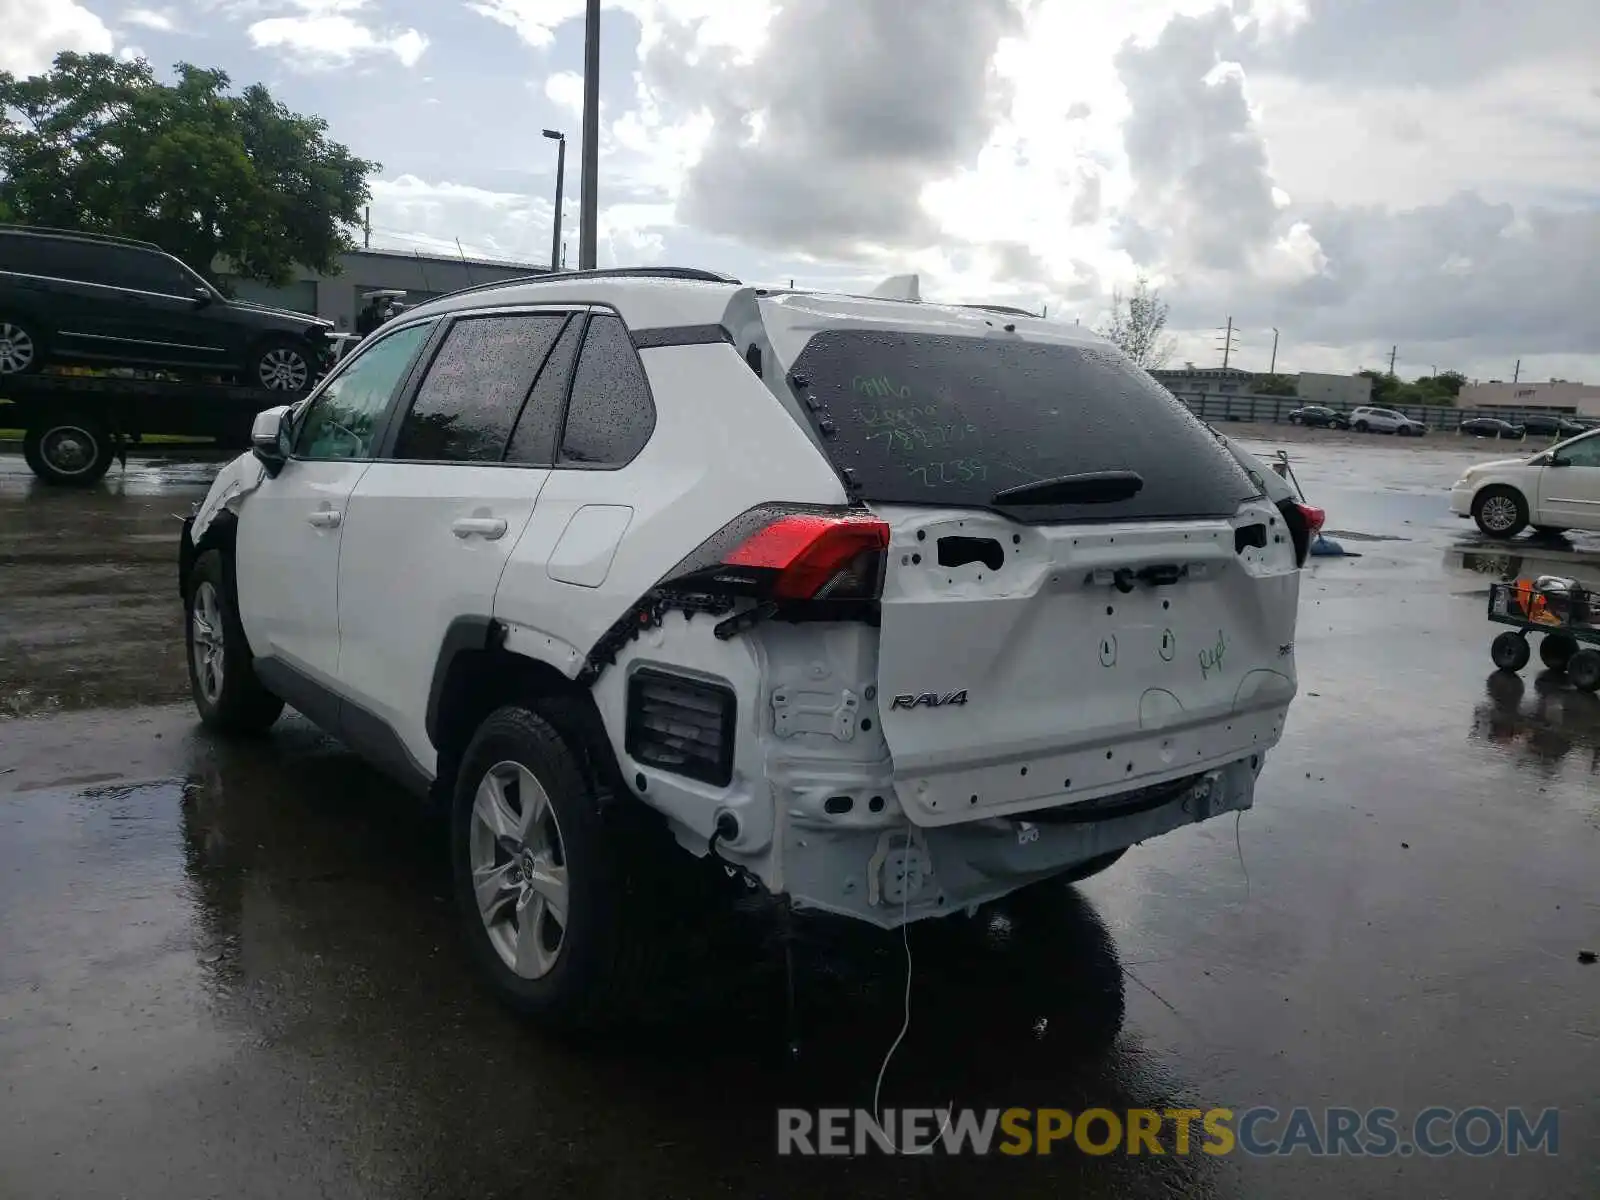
[307,509,342,529]
[452,516,508,540]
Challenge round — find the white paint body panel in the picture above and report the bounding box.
[491,342,846,674]
[336,462,547,770]
[235,458,370,684]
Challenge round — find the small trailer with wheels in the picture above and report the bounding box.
[1486,577,1600,692]
[2,373,300,486]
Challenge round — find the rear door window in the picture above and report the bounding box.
[392,312,567,463]
[505,315,583,465]
[556,313,655,467]
[787,330,1260,522]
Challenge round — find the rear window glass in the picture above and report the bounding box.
[787,330,1261,522]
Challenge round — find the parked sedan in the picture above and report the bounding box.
[1286,405,1349,428]
[1517,413,1589,438]
[1460,418,1526,440]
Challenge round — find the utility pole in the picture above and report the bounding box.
[363,206,371,249]
[578,0,601,270]
[1513,358,1521,383]
[1269,327,1279,376]
[543,130,566,273]
[1216,317,1239,369]
[1388,345,1397,376]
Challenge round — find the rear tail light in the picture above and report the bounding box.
[1276,499,1325,566]
[661,505,890,603]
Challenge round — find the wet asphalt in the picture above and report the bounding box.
[1,441,1597,1199]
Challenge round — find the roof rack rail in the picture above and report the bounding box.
[954,303,1042,319]
[433,265,742,303]
[0,222,164,252]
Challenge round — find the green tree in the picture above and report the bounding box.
[1098,273,1177,369]
[0,52,378,285]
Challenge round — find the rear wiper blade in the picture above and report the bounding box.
[991,470,1144,506]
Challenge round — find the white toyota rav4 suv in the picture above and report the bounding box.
[178,267,1309,1024]
[1450,427,1600,538]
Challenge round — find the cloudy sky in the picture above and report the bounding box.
[7,0,1599,382]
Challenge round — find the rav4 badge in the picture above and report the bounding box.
[890,690,969,711]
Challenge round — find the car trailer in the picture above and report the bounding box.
[1486,577,1600,691]
[2,373,294,486]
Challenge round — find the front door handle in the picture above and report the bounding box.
[452,516,508,540]
[307,509,342,529]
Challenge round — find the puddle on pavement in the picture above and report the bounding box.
[1469,670,1600,785]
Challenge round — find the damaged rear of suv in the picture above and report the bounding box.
[179,270,1303,1025]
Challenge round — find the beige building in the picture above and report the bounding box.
[1458,381,1600,417]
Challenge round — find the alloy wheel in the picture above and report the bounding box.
[0,322,35,374]
[1479,495,1518,534]
[258,347,309,391]
[191,581,225,704]
[469,760,570,979]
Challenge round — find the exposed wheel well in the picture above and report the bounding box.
[430,644,627,813]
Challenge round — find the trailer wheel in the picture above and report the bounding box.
[1539,633,1578,672]
[1490,631,1530,673]
[1567,650,1600,693]
[23,414,116,486]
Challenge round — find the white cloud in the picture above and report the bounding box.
[248,0,428,67]
[544,70,583,116]
[466,0,587,48]
[122,7,176,31]
[0,0,113,76]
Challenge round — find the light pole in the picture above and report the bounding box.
[578,0,600,270]
[542,129,565,274]
[1269,327,1279,376]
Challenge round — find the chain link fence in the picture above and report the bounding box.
[1170,392,1592,434]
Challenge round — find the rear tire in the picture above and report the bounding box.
[1491,631,1530,673]
[0,316,45,377]
[1472,486,1528,539]
[21,413,115,486]
[251,337,316,393]
[452,705,654,1029]
[1540,633,1578,672]
[1568,650,1600,693]
[184,549,284,733]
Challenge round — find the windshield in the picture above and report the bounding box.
[787,329,1261,523]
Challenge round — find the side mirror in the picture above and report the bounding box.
[1547,456,1570,468]
[191,286,213,307]
[250,404,293,475]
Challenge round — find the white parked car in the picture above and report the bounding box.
[1451,428,1600,538]
[1349,406,1427,436]
[178,267,1309,1025]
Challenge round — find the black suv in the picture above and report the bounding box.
[0,225,330,392]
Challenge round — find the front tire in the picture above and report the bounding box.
[251,337,315,393]
[452,705,648,1028]
[1472,486,1528,539]
[184,549,284,733]
[1353,420,1369,432]
[22,413,115,486]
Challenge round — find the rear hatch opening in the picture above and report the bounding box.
[748,295,1299,826]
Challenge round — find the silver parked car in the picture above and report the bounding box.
[1349,406,1427,436]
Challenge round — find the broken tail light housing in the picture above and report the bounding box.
[661,504,891,603]
[1277,500,1326,566]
